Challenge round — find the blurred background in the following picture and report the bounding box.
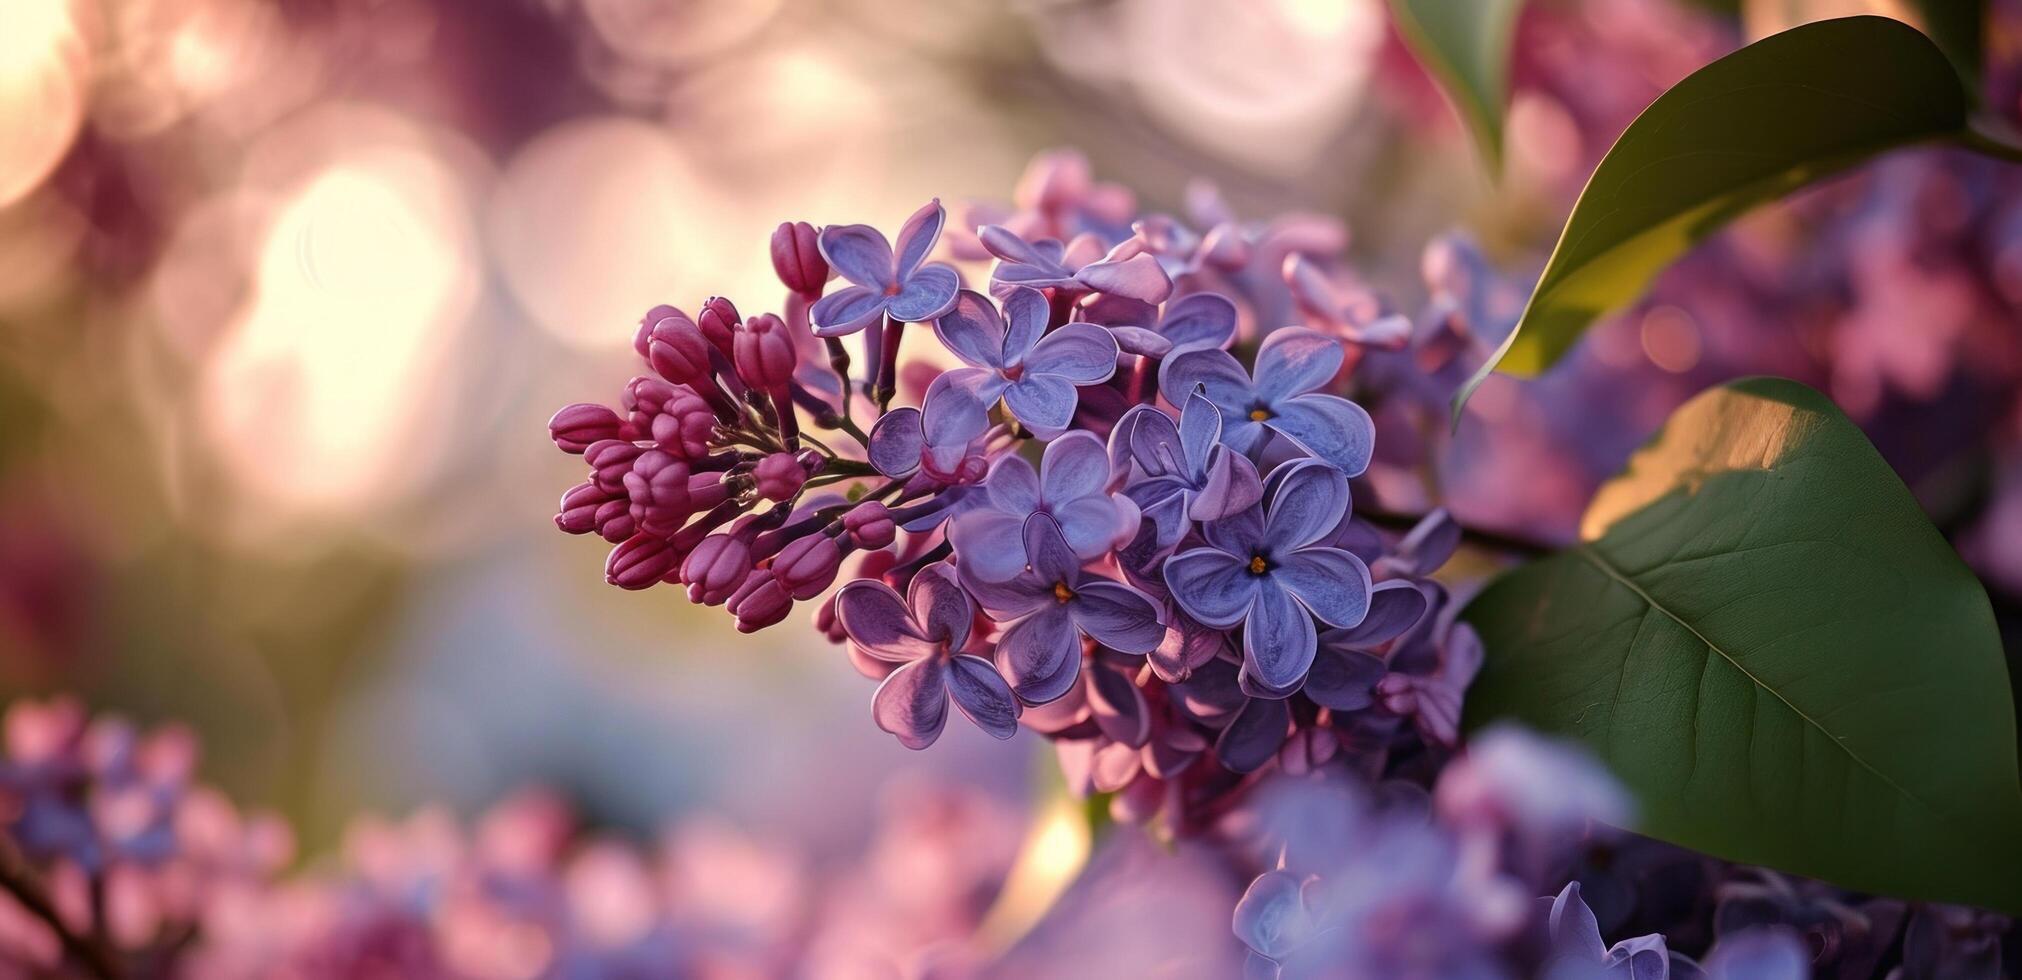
[1,0,2018,888]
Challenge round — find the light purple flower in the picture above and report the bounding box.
[932,287,1120,437]
[866,370,995,487]
[1544,882,1693,980]
[1095,290,1238,359]
[949,429,1139,583]
[979,225,1172,304]
[1163,459,1372,696]
[963,515,1164,705]
[834,562,1020,749]
[1160,328,1374,476]
[809,200,962,336]
[1113,392,1263,549]
[1300,581,1427,711]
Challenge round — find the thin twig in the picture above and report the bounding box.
[0,838,122,980]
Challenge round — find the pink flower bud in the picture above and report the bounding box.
[595,500,635,543]
[813,593,846,643]
[647,311,713,386]
[769,221,828,295]
[681,532,753,606]
[635,305,684,360]
[549,403,624,454]
[733,313,797,394]
[586,440,645,493]
[622,377,679,424]
[752,452,807,502]
[606,534,679,590]
[624,452,692,535]
[556,481,614,534]
[649,389,715,459]
[771,534,843,601]
[698,297,740,356]
[842,502,896,550]
[728,569,792,633]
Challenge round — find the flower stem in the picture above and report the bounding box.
[0,838,123,980]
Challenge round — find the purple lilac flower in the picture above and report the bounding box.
[1163,458,1372,695]
[948,429,1138,583]
[931,286,1121,437]
[1092,289,1239,359]
[962,515,1163,704]
[1300,581,1428,711]
[1161,327,1375,475]
[865,371,995,486]
[978,224,1173,304]
[1545,881,1812,980]
[809,199,962,336]
[835,562,1020,749]
[1112,391,1264,549]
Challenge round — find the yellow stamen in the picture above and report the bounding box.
[1053,581,1075,603]
[1249,408,1271,422]
[1248,555,1268,574]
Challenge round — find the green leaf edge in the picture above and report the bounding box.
[1386,0,1522,174]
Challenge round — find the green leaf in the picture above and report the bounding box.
[1388,0,1523,171]
[1451,16,1976,424]
[1462,377,2022,913]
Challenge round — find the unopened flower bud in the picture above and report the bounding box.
[681,532,753,606]
[586,440,645,493]
[728,569,792,633]
[624,452,692,535]
[770,221,828,295]
[647,312,713,386]
[842,502,896,550]
[556,482,614,534]
[752,452,807,502]
[813,593,846,643]
[606,534,679,590]
[698,297,740,356]
[595,500,635,543]
[733,313,797,394]
[635,305,684,360]
[650,389,715,459]
[549,404,625,454]
[772,534,844,601]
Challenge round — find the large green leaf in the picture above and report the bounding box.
[1462,377,2022,913]
[1451,16,1977,423]
[1388,0,1523,170]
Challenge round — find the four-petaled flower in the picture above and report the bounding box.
[1163,459,1372,695]
[978,225,1172,304]
[949,430,1139,583]
[1160,327,1375,475]
[866,372,995,487]
[1111,391,1263,549]
[1094,291,1238,359]
[810,200,962,336]
[964,515,1164,705]
[933,286,1121,438]
[835,562,1020,749]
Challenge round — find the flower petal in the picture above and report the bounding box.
[948,509,1030,584]
[1330,580,1427,648]
[871,657,948,750]
[1002,375,1079,437]
[1023,513,1082,586]
[1201,507,1268,557]
[931,289,1007,369]
[1252,327,1342,401]
[1177,391,1223,475]
[1148,610,1225,683]
[1087,659,1150,747]
[867,408,923,479]
[1077,251,1172,303]
[1162,547,1259,628]
[1548,883,1610,964]
[816,223,895,288]
[1159,292,1238,352]
[835,580,932,662]
[809,285,888,337]
[1263,459,1350,550]
[978,225,1063,271]
[1300,647,1385,711]
[1024,322,1120,385]
[1244,582,1317,692]
[1216,696,1290,773]
[1273,547,1371,629]
[1125,408,1185,478]
[1070,579,1164,655]
[998,285,1050,365]
[1233,870,1310,959]
[892,199,945,280]
[1266,394,1375,477]
[1192,448,1263,524]
[1158,348,1253,419]
[1105,325,1171,358]
[1040,430,1112,502]
[907,562,974,650]
[982,453,1041,514]
[946,654,1020,739]
[887,263,960,322]
[959,564,1053,620]
[995,605,1081,705]
[1052,495,1128,559]
[922,369,993,451]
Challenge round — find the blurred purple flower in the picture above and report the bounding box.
[963,515,1163,705]
[1160,328,1374,475]
[1113,392,1264,549]
[931,287,1120,437]
[835,563,1020,749]
[1163,459,1372,695]
[949,430,1138,583]
[810,200,962,336]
